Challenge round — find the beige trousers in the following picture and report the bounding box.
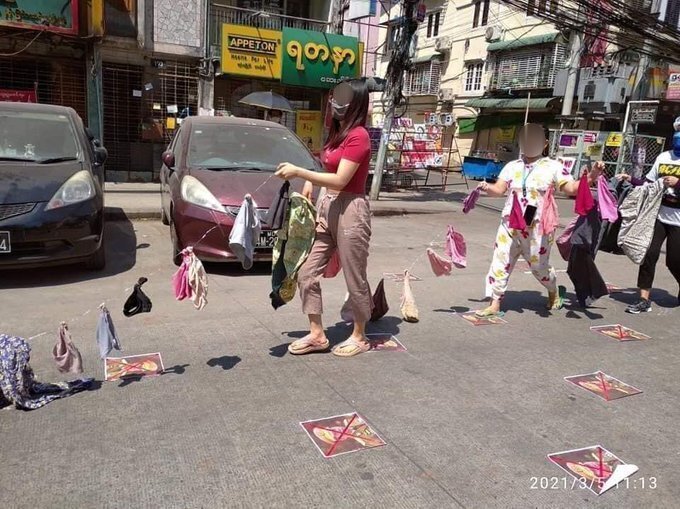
[297,192,372,322]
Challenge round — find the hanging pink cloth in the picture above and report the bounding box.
[445,225,467,268]
[508,192,527,231]
[540,185,560,235]
[323,250,342,278]
[53,322,83,374]
[172,252,192,301]
[463,187,481,214]
[597,175,619,222]
[556,216,579,261]
[574,172,595,216]
[186,248,208,310]
[427,248,453,276]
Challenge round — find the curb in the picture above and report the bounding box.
[105,205,455,221]
[105,208,162,221]
[103,200,513,221]
[372,207,454,217]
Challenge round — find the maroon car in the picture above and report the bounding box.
[160,116,320,264]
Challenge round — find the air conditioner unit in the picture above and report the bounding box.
[435,36,452,53]
[485,25,502,42]
[577,72,634,114]
[439,88,455,102]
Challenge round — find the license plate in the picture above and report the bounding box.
[0,231,10,253]
[256,230,275,249]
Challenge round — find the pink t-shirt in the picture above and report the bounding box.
[321,126,371,195]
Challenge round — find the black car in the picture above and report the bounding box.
[0,102,108,270]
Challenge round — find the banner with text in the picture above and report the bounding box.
[281,28,359,89]
[221,24,282,79]
[296,110,323,153]
[0,1,79,35]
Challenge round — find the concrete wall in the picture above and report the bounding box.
[153,0,205,57]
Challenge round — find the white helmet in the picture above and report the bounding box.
[674,116,680,132]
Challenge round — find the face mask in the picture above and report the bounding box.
[673,132,680,157]
[330,97,349,121]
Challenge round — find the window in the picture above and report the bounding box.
[427,11,441,38]
[464,62,485,92]
[527,0,559,17]
[473,0,490,28]
[662,0,680,28]
[405,60,442,96]
[489,43,567,90]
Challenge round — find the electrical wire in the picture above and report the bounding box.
[499,0,680,64]
[0,29,44,57]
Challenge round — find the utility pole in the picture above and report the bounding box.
[561,31,582,117]
[370,0,420,201]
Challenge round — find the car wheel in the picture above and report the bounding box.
[170,218,182,266]
[85,237,106,271]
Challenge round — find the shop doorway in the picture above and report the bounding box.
[102,61,198,182]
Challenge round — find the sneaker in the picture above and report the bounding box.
[626,299,652,314]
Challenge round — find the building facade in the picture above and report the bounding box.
[373,0,564,160]
[95,0,206,182]
[0,0,207,183]
[204,0,363,154]
[0,1,92,127]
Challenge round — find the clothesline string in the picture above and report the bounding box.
[406,234,448,275]
[25,178,282,341]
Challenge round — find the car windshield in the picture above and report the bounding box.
[0,110,81,162]
[187,124,318,171]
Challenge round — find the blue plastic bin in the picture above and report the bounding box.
[462,156,503,181]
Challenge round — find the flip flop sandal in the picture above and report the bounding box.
[288,337,330,355]
[547,286,566,310]
[332,337,371,358]
[475,307,503,318]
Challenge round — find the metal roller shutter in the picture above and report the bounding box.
[0,56,86,119]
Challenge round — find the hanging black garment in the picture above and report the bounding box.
[598,178,633,254]
[567,208,609,307]
[370,279,389,322]
[123,277,153,317]
[265,181,290,231]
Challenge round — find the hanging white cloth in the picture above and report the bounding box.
[229,194,261,270]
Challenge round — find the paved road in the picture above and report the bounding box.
[1,206,679,508]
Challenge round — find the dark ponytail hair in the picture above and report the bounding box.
[324,79,369,150]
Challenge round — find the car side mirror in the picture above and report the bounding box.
[94,146,108,165]
[162,151,176,169]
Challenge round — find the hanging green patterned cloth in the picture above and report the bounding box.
[270,192,316,309]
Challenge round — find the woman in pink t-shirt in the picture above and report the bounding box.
[275,79,373,357]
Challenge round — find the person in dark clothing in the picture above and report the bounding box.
[616,131,680,313]
[568,207,609,307]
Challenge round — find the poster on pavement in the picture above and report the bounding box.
[564,371,642,401]
[547,445,637,495]
[300,413,386,458]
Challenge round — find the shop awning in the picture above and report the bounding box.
[487,32,561,52]
[458,114,525,133]
[464,97,559,110]
[411,54,438,64]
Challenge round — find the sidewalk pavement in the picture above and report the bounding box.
[104,176,579,222]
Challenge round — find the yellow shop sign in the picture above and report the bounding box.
[221,24,282,79]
